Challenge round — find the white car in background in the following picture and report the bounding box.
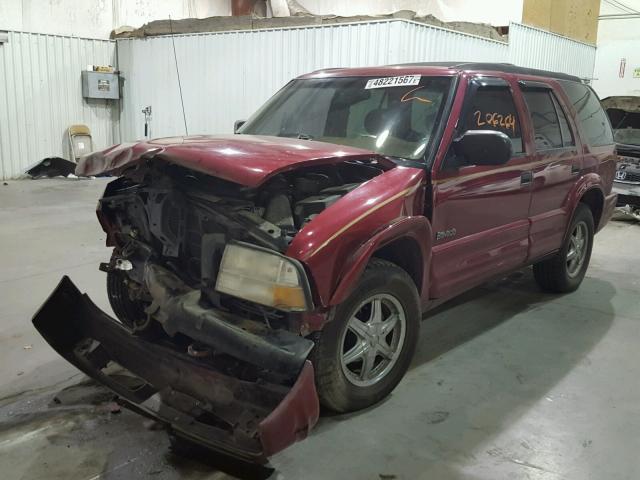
[603,96,640,220]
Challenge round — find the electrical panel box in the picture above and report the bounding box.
[81,71,120,100]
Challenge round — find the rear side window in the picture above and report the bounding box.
[462,86,523,153]
[522,90,575,149]
[523,90,563,149]
[559,81,614,147]
[552,95,575,147]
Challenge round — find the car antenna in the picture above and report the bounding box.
[169,15,189,136]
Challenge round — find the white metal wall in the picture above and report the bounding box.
[118,20,597,143]
[0,31,119,179]
[117,20,508,141]
[0,20,598,179]
[591,18,640,99]
[389,20,508,64]
[508,22,596,81]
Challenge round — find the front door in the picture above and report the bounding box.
[429,76,533,299]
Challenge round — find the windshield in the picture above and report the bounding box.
[240,75,454,160]
[607,108,640,146]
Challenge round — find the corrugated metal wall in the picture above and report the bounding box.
[116,20,509,141]
[0,20,597,178]
[508,22,596,81]
[0,31,118,179]
[390,20,508,64]
[117,20,596,143]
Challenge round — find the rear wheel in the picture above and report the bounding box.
[533,203,594,293]
[310,259,420,413]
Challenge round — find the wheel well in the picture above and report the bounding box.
[580,188,604,230]
[373,237,423,292]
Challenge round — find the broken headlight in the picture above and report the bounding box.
[215,242,312,312]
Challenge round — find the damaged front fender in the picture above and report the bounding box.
[32,276,319,463]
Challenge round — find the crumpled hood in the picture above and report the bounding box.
[77,135,389,187]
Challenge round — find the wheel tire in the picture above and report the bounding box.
[533,203,594,293]
[107,269,148,329]
[310,259,421,413]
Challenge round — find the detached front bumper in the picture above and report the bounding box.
[32,276,319,464]
[612,181,640,207]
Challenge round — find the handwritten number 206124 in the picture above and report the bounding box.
[473,110,516,135]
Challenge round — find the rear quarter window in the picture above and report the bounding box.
[522,89,575,150]
[559,81,614,147]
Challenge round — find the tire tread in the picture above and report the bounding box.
[533,203,594,293]
[310,258,420,412]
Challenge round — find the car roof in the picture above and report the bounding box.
[299,62,582,83]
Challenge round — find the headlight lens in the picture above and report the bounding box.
[215,243,311,311]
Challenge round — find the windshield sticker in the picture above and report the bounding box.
[365,75,421,89]
[401,86,432,104]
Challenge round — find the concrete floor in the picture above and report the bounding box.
[1,178,640,480]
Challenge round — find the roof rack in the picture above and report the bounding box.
[389,62,582,82]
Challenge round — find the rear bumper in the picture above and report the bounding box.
[32,276,319,464]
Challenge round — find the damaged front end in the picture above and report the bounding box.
[33,152,386,462]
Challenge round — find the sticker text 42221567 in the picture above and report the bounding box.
[365,75,421,89]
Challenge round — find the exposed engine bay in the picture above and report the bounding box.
[99,158,384,334]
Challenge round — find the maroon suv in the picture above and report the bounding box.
[33,62,617,463]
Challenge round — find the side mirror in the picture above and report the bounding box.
[453,130,512,166]
[234,120,246,134]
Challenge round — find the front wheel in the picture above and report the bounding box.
[310,259,420,413]
[533,203,594,293]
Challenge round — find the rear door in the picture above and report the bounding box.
[429,76,533,298]
[518,80,581,260]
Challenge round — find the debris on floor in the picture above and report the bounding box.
[25,157,77,178]
[0,376,276,480]
[613,205,640,222]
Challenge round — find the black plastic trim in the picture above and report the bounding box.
[518,80,552,90]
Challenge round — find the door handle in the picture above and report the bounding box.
[521,171,533,185]
[571,164,581,175]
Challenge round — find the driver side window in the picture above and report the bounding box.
[461,86,523,154]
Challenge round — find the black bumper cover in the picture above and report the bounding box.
[32,276,320,464]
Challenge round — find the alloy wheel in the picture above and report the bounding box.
[339,293,407,387]
[566,221,588,278]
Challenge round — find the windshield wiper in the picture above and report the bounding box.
[279,132,314,140]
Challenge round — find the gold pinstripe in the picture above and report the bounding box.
[304,151,611,258]
[305,183,421,259]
